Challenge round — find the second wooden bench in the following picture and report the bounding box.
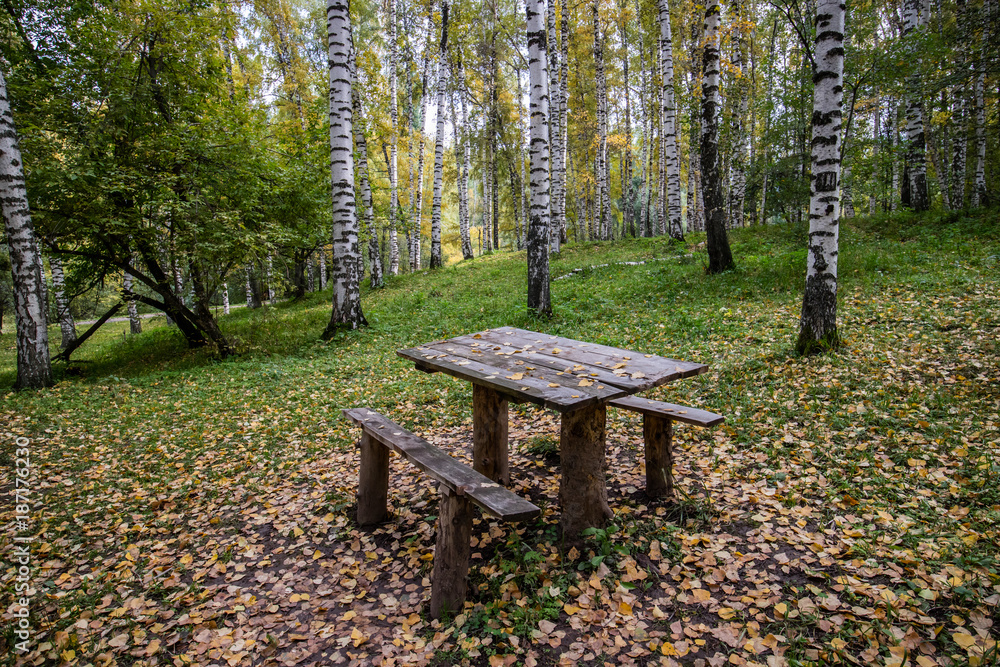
[609,396,725,499]
[342,407,540,619]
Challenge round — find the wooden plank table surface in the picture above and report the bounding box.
[397,327,709,537]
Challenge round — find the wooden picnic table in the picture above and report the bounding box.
[397,327,709,537]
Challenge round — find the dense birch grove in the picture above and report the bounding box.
[1,0,999,383]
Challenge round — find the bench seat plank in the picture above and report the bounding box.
[342,408,540,522]
[609,396,725,427]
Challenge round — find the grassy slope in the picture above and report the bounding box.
[1,210,998,666]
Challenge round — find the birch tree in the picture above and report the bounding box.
[547,0,564,252]
[388,0,401,274]
[527,0,552,315]
[0,64,53,389]
[902,0,929,211]
[49,254,78,350]
[700,0,734,273]
[593,0,609,240]
[797,0,845,353]
[658,0,683,240]
[430,2,449,269]
[351,45,383,288]
[322,0,367,336]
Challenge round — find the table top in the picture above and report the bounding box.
[397,327,708,413]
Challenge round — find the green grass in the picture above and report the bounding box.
[1,209,999,666]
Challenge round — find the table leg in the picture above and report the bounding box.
[644,415,674,499]
[472,383,509,484]
[559,403,613,539]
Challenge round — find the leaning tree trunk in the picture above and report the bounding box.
[527,0,552,315]
[49,254,77,350]
[387,0,401,275]
[796,0,845,354]
[903,0,929,211]
[430,2,449,269]
[322,0,367,337]
[700,0,734,273]
[0,65,53,389]
[658,0,683,240]
[547,0,563,252]
[351,45,383,289]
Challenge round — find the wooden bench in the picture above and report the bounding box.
[609,397,725,499]
[342,408,540,618]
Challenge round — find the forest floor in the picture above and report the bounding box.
[2,210,999,667]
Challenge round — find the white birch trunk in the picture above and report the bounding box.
[0,65,52,389]
[351,48,383,289]
[323,0,367,335]
[49,254,77,350]
[320,248,329,289]
[267,255,276,301]
[452,71,473,259]
[658,0,683,239]
[430,3,449,269]
[547,0,563,252]
[593,0,609,240]
[972,0,989,206]
[244,264,254,307]
[701,0,733,272]
[797,0,845,352]
[903,0,929,211]
[527,0,552,314]
[412,51,431,270]
[388,0,401,275]
[727,0,748,228]
[559,5,570,242]
[222,282,230,315]
[122,265,142,334]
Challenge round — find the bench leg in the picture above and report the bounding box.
[644,415,674,499]
[430,485,473,619]
[357,432,390,525]
[559,404,613,539]
[473,384,509,485]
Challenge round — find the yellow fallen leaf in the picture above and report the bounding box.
[916,657,937,667]
[292,526,304,537]
[563,603,581,615]
[508,373,525,380]
[61,650,76,662]
[774,602,788,619]
[548,383,559,388]
[692,588,712,602]
[830,638,847,650]
[660,641,679,656]
[351,627,367,647]
[579,379,593,387]
[618,601,633,616]
[953,632,977,649]
[145,639,161,656]
[718,607,736,619]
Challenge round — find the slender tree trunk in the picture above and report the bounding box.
[658,0,683,239]
[388,0,401,275]
[1,65,52,389]
[453,59,474,259]
[889,99,900,210]
[320,248,329,289]
[727,0,748,228]
[548,0,563,252]
[797,0,845,354]
[973,67,987,206]
[593,0,609,240]
[559,3,570,243]
[430,3,449,269]
[527,0,552,315]
[351,46,383,289]
[412,52,431,270]
[903,0,929,211]
[221,281,230,315]
[323,0,367,336]
[49,254,77,350]
[620,1,632,237]
[701,0,734,272]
